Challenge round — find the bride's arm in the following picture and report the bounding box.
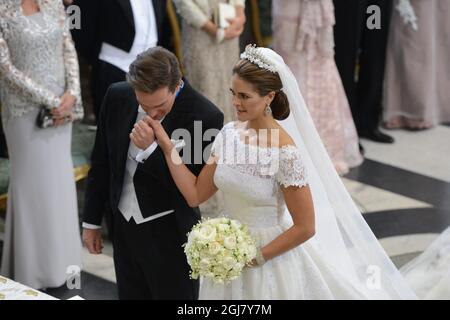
[259,186,315,262]
[164,151,218,208]
[146,117,218,208]
[255,144,316,265]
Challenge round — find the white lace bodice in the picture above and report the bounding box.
[0,0,83,123]
[212,122,308,229]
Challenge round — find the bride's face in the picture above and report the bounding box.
[230,75,270,121]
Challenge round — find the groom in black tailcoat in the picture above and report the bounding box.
[81,47,224,299]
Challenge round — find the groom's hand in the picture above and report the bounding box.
[82,228,103,254]
[130,119,155,150]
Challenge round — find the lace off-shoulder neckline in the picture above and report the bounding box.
[229,121,299,152]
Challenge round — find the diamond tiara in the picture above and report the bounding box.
[240,44,277,73]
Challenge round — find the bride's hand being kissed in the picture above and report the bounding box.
[144,116,173,154]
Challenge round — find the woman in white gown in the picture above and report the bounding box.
[147,45,417,300]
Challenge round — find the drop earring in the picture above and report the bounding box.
[264,104,272,116]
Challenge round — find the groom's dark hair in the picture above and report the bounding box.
[127,46,182,93]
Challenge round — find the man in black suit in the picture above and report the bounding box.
[333,0,394,143]
[82,47,224,299]
[71,0,172,120]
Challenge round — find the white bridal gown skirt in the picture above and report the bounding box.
[1,109,82,289]
[199,223,365,300]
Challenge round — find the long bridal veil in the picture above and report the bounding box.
[400,227,450,299]
[254,46,417,299]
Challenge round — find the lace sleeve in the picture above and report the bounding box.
[0,20,61,109]
[57,2,84,120]
[275,146,308,188]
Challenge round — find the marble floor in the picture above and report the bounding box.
[356,126,450,270]
[0,125,449,300]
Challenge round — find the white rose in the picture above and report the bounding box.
[238,242,248,253]
[232,261,245,272]
[199,258,211,270]
[230,220,242,229]
[224,236,237,249]
[198,225,217,242]
[188,229,201,241]
[223,256,238,270]
[217,223,230,233]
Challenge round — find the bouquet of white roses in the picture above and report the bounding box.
[184,217,257,284]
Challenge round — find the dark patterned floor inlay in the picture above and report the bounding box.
[363,207,450,239]
[346,159,450,210]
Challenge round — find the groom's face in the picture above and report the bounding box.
[135,86,177,121]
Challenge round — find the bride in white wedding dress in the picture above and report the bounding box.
[147,45,418,299]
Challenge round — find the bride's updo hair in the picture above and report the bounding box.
[232,59,290,120]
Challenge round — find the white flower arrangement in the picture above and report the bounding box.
[184,217,258,284]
